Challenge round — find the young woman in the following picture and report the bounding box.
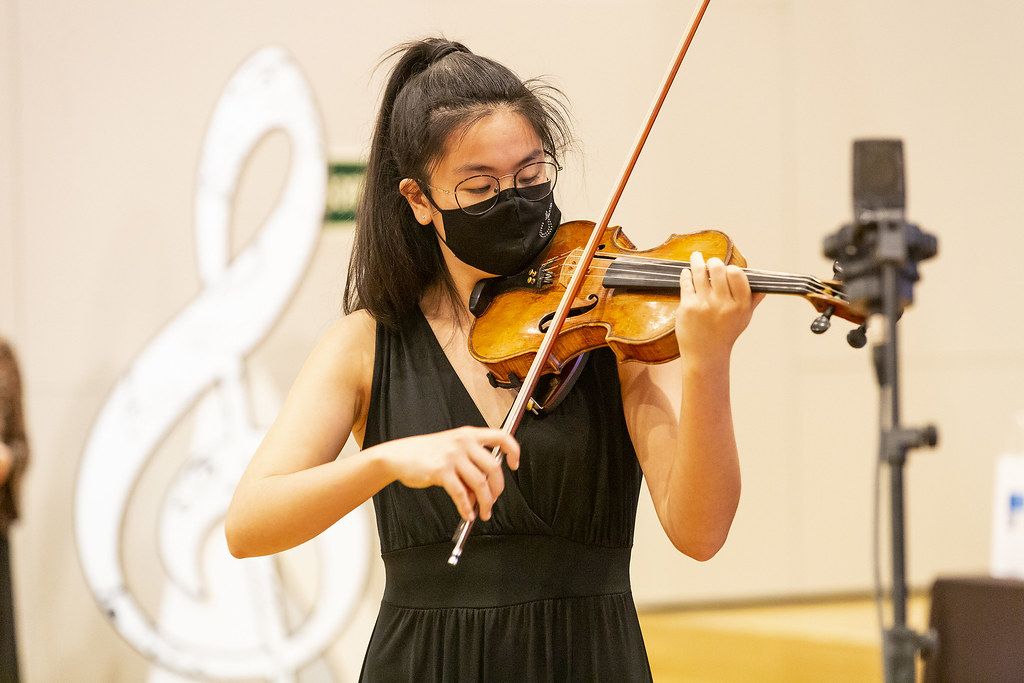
[226,37,762,680]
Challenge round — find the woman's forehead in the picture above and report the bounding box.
[437,109,542,178]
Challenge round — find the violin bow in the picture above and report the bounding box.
[448,0,713,565]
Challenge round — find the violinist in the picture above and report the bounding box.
[225,37,762,680]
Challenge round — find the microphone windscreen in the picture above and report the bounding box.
[853,139,905,222]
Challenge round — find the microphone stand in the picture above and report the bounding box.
[823,140,939,682]
[873,250,938,682]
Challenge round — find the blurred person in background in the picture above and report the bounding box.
[0,337,28,681]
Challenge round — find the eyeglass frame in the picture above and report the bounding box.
[419,152,562,216]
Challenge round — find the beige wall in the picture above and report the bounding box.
[1,0,18,332]
[2,0,1023,680]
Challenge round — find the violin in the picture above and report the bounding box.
[467,220,864,389]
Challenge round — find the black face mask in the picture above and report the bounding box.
[435,187,560,276]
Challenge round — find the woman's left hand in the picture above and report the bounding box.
[675,251,764,364]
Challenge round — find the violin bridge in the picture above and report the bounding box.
[559,248,585,288]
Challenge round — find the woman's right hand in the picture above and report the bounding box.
[381,426,520,522]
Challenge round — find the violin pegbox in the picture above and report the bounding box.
[802,276,868,348]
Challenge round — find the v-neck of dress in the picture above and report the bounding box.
[413,304,516,431]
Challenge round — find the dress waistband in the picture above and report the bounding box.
[381,534,632,609]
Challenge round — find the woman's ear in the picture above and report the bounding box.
[399,179,435,225]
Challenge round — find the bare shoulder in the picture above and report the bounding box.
[302,309,377,439]
[318,308,376,353]
[314,308,376,388]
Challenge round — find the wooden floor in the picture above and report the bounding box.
[639,595,930,682]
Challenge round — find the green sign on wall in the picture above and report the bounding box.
[324,161,367,225]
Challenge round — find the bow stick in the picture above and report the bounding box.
[448,0,713,566]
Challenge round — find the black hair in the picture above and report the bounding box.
[344,37,573,329]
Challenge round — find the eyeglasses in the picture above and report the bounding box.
[425,156,561,216]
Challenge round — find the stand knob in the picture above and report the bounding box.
[847,324,868,348]
[811,305,835,334]
[921,424,939,447]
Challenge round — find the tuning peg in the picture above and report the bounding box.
[847,323,868,348]
[810,305,835,334]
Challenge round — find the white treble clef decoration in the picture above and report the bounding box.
[74,46,369,681]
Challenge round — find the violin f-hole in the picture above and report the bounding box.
[537,294,599,333]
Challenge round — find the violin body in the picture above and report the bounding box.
[468,220,747,386]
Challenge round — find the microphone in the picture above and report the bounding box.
[853,139,905,224]
[824,139,936,317]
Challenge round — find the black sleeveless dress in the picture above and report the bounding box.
[359,307,652,681]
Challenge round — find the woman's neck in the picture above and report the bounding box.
[420,277,473,330]
[421,251,487,322]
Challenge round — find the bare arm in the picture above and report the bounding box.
[225,310,385,557]
[619,252,762,561]
[225,310,521,558]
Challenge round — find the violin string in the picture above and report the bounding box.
[543,261,847,301]
[560,264,829,288]
[548,271,846,301]
[552,263,842,296]
[542,250,829,281]
[562,270,838,298]
[611,252,814,281]
[539,253,841,294]
[540,251,832,285]
[542,256,836,288]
